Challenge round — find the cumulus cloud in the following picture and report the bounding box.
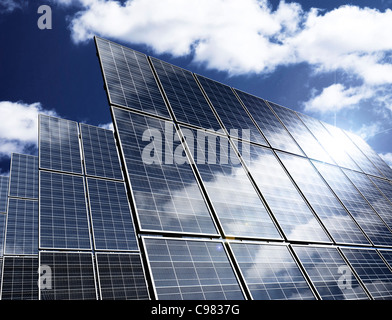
[0,101,58,158]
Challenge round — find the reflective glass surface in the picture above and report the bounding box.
[112,107,218,235]
[39,252,97,300]
[181,126,281,240]
[242,144,331,243]
[9,154,38,199]
[96,253,149,300]
[151,58,221,131]
[39,115,83,174]
[297,113,360,170]
[370,176,392,203]
[0,213,6,255]
[292,245,369,300]
[39,171,91,250]
[80,124,123,180]
[143,237,245,300]
[4,199,38,255]
[1,256,38,300]
[344,129,392,180]
[278,152,369,245]
[313,162,392,246]
[340,248,392,300]
[269,103,333,163]
[96,37,170,119]
[196,75,268,145]
[0,176,8,213]
[344,169,392,230]
[87,178,138,251]
[235,90,303,155]
[230,242,316,300]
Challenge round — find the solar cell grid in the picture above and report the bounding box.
[370,176,392,203]
[278,152,370,245]
[0,176,8,213]
[112,107,218,236]
[196,75,268,146]
[340,248,392,300]
[235,90,304,155]
[143,237,245,300]
[150,57,222,131]
[229,242,316,300]
[0,213,6,255]
[39,115,83,174]
[8,154,38,199]
[241,144,331,243]
[292,245,369,300]
[80,124,123,180]
[313,162,392,247]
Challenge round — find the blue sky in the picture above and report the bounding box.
[1,0,392,174]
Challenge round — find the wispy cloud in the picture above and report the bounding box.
[0,101,58,158]
[0,0,27,13]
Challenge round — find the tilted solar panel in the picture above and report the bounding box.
[0,176,8,213]
[8,154,38,199]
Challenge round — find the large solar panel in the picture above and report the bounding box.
[0,176,9,213]
[150,57,222,131]
[1,256,38,300]
[143,237,245,300]
[292,245,369,300]
[181,126,282,240]
[95,37,170,119]
[268,102,334,164]
[4,198,38,255]
[87,178,138,251]
[344,129,392,180]
[112,107,218,236]
[235,89,304,155]
[39,171,91,250]
[39,115,83,174]
[313,161,392,246]
[278,152,370,245]
[343,169,392,230]
[96,252,149,300]
[196,75,268,146]
[229,242,316,300]
[370,176,392,203]
[80,124,123,180]
[39,251,97,300]
[241,144,331,243]
[8,154,38,199]
[340,248,392,299]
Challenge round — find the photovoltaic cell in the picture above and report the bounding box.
[292,245,369,300]
[229,242,316,300]
[268,102,334,164]
[344,129,392,180]
[313,161,392,246]
[8,154,38,199]
[343,169,392,231]
[278,152,369,245]
[96,253,149,300]
[39,171,91,250]
[39,115,83,174]
[370,176,392,203]
[4,199,38,255]
[235,89,304,155]
[80,124,123,180]
[0,176,8,213]
[112,107,218,236]
[1,256,38,300]
[196,75,268,146]
[180,126,281,240]
[95,37,170,119]
[297,113,361,170]
[39,251,97,300]
[340,248,392,300]
[0,213,6,255]
[150,58,222,131]
[241,144,331,243]
[87,178,138,251]
[143,237,245,300]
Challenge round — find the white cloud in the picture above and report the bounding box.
[0,0,26,13]
[0,101,58,158]
[379,153,392,168]
[98,122,113,131]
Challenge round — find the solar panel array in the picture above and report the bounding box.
[94,37,392,300]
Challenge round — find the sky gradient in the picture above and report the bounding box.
[1,0,392,174]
